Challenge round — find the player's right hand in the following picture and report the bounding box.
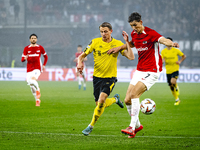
[77,65,83,74]
[122,31,129,42]
[107,47,120,54]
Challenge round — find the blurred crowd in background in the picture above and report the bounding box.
[0,0,199,68]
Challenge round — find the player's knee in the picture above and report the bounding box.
[31,76,37,80]
[171,78,176,85]
[29,79,35,85]
[30,85,36,93]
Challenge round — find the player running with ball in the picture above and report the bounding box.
[108,12,180,138]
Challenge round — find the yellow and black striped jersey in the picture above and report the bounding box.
[84,37,125,78]
[161,47,184,74]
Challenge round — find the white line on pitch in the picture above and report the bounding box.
[0,131,200,139]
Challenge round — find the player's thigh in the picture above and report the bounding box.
[98,92,109,103]
[171,77,177,85]
[130,81,147,98]
[166,74,172,86]
[93,76,102,102]
[170,71,179,85]
[26,69,41,84]
[101,77,117,97]
[130,70,159,91]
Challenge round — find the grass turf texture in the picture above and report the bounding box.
[0,81,200,150]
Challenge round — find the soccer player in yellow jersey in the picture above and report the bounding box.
[77,22,135,135]
[161,37,186,105]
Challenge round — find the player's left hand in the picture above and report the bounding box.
[42,65,45,72]
[176,61,181,65]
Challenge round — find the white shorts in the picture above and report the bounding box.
[76,66,86,77]
[26,69,41,85]
[130,70,160,90]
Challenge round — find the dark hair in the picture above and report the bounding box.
[29,33,38,39]
[128,12,141,23]
[99,22,112,30]
[77,45,82,47]
[166,37,173,41]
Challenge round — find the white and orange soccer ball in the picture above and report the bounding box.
[140,98,156,115]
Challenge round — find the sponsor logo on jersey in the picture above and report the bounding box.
[29,54,39,57]
[136,47,148,51]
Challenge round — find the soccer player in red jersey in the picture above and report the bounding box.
[74,45,87,90]
[108,12,179,138]
[21,34,48,106]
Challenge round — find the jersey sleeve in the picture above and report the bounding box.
[150,30,162,43]
[40,45,48,66]
[84,40,95,55]
[21,47,27,62]
[177,49,184,56]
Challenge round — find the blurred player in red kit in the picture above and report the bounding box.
[21,33,48,106]
[74,45,87,90]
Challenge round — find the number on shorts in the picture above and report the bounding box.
[145,73,150,78]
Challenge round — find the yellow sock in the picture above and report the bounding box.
[171,89,179,100]
[174,84,180,96]
[90,102,106,126]
[105,97,116,108]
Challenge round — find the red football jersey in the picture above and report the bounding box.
[75,52,85,67]
[131,26,163,73]
[21,44,48,72]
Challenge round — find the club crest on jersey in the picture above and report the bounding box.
[143,41,147,44]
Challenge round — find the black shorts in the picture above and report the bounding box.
[166,71,179,86]
[93,76,117,102]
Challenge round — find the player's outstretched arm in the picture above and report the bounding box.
[107,43,127,54]
[159,37,179,48]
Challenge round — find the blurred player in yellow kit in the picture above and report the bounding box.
[161,37,186,105]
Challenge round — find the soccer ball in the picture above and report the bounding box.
[140,98,156,115]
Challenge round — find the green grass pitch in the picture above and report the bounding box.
[0,81,200,150]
